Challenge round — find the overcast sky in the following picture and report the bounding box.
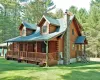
[52,0,91,11]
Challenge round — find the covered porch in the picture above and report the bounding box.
[6,41,58,66]
[75,36,88,62]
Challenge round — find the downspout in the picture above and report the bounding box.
[44,41,49,67]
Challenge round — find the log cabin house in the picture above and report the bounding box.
[6,11,88,66]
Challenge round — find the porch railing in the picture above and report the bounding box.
[6,51,58,61]
[7,50,13,57]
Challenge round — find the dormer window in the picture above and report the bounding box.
[22,27,26,36]
[19,22,37,36]
[38,15,60,34]
[42,21,49,34]
[42,26,47,33]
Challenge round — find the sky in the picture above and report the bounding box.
[52,0,91,11]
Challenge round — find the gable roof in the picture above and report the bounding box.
[22,22,37,30]
[38,15,60,26]
[44,16,60,26]
[6,13,85,42]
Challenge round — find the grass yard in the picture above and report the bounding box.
[0,57,100,80]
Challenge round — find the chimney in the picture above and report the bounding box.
[64,10,70,26]
[63,10,70,65]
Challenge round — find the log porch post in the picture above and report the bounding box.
[36,42,37,52]
[18,42,20,59]
[27,42,28,59]
[2,47,4,56]
[45,41,49,67]
[7,42,8,51]
[13,42,14,56]
[35,42,37,59]
[84,43,85,54]
[6,42,8,57]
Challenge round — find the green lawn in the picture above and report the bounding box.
[0,57,100,80]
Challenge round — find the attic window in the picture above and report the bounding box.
[42,26,47,33]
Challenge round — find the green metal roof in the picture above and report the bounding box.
[44,15,60,26]
[6,15,81,42]
[6,27,64,42]
[23,22,37,30]
[75,36,86,44]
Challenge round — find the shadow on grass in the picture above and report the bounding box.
[61,70,100,80]
[56,61,100,68]
[0,57,41,73]
[0,76,38,80]
[0,57,100,74]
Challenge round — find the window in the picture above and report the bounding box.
[72,29,74,35]
[42,42,46,53]
[22,29,26,36]
[42,26,47,33]
[72,44,75,50]
[22,27,26,36]
[77,45,81,51]
[20,44,23,51]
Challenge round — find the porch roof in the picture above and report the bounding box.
[0,43,12,47]
[6,27,64,42]
[75,36,87,44]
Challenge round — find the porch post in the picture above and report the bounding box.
[46,41,49,67]
[18,42,19,58]
[35,42,37,59]
[7,42,8,51]
[2,47,4,56]
[6,42,8,57]
[36,42,37,52]
[84,44,85,54]
[27,42,28,59]
[13,42,14,56]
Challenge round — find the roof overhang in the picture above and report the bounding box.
[75,36,88,44]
